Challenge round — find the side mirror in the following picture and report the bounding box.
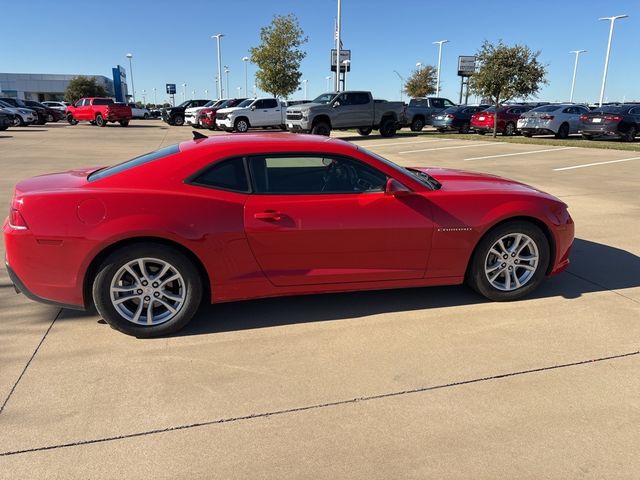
[333,101,340,108]
[250,105,256,111]
[385,178,412,197]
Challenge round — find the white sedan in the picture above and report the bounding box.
[517,104,590,139]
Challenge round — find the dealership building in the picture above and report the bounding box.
[0,66,130,102]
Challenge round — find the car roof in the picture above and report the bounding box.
[179,132,357,154]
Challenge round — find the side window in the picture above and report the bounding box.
[253,100,264,109]
[431,99,444,109]
[74,100,83,107]
[190,157,249,193]
[629,107,640,115]
[249,156,387,194]
[263,99,278,109]
[443,99,455,107]
[352,93,370,105]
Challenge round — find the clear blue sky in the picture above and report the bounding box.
[3,0,639,103]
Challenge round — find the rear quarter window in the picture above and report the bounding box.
[88,144,180,181]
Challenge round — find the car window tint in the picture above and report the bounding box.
[89,144,180,181]
[93,98,114,106]
[629,107,640,114]
[263,99,278,108]
[352,93,369,105]
[191,157,248,192]
[431,99,444,108]
[253,100,264,109]
[249,156,387,194]
[443,99,455,107]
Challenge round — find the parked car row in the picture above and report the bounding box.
[0,97,66,126]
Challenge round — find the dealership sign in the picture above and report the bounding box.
[166,83,176,94]
[457,56,476,77]
[330,49,351,72]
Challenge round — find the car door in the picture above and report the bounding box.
[243,154,434,286]
[259,98,282,126]
[331,93,361,128]
[75,99,90,120]
[249,99,267,126]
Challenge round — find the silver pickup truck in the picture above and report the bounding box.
[404,97,457,131]
[286,91,404,137]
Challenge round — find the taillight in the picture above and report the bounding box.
[446,114,455,119]
[8,208,28,230]
[579,115,588,121]
[540,115,555,120]
[605,115,622,121]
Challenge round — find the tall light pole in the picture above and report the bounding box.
[325,75,331,91]
[215,76,219,99]
[242,56,249,97]
[224,66,230,100]
[211,33,224,99]
[182,83,187,102]
[342,60,350,90]
[569,50,587,103]
[191,89,196,99]
[598,15,628,107]
[204,89,208,98]
[335,0,342,92]
[416,62,422,72]
[152,87,157,106]
[125,53,135,102]
[141,89,146,105]
[393,70,404,102]
[253,84,257,98]
[433,40,449,97]
[303,79,308,99]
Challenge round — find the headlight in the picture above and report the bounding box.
[301,111,308,119]
[20,109,31,115]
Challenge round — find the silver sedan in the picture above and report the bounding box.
[517,104,590,139]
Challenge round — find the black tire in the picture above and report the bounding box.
[477,130,486,135]
[173,114,184,126]
[503,122,515,136]
[622,125,637,142]
[379,118,397,137]
[581,134,594,140]
[92,243,203,338]
[95,114,106,127]
[16,116,26,126]
[467,221,550,301]
[311,121,331,136]
[410,117,425,132]
[46,113,54,123]
[119,120,130,127]
[555,123,570,139]
[357,127,372,136]
[522,132,533,138]
[234,117,250,133]
[437,128,446,133]
[459,122,470,134]
[143,112,149,119]
[67,114,78,125]
[0,126,8,131]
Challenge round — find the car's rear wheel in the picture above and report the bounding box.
[582,134,594,140]
[67,114,78,125]
[459,122,470,134]
[477,130,486,135]
[357,127,372,136]
[173,114,184,126]
[467,221,550,301]
[379,118,397,137]
[144,112,149,119]
[623,125,637,142]
[93,244,203,337]
[522,132,533,138]
[555,122,570,139]
[95,114,106,127]
[119,120,130,127]
[410,117,425,132]
[46,113,54,122]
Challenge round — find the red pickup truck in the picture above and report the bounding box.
[66,98,132,127]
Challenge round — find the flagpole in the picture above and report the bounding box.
[335,0,341,92]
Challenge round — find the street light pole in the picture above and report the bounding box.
[598,15,628,107]
[569,50,587,103]
[242,57,249,97]
[393,70,404,102]
[125,53,135,103]
[224,66,230,100]
[335,0,342,92]
[211,34,224,99]
[303,79,308,99]
[182,83,187,102]
[433,40,449,97]
[141,89,146,105]
[152,87,157,106]
[342,60,350,90]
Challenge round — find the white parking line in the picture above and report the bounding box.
[464,146,576,161]
[355,138,453,148]
[553,156,640,171]
[399,142,496,154]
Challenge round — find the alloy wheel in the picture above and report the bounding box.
[484,233,539,291]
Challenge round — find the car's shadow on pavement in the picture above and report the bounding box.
[58,238,640,336]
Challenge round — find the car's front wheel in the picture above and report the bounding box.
[467,221,549,301]
[93,244,203,337]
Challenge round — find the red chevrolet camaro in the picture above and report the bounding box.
[4,133,574,337]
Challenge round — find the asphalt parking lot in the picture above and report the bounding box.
[1,122,639,478]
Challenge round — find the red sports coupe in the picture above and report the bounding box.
[4,133,574,337]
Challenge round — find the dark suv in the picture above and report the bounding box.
[162,99,210,126]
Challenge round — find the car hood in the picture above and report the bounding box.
[217,106,244,114]
[288,102,328,112]
[185,106,207,114]
[415,167,557,199]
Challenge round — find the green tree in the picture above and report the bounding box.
[64,76,108,103]
[250,14,308,98]
[469,40,547,137]
[404,66,437,98]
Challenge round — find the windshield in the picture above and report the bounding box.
[592,106,627,114]
[531,105,561,113]
[357,146,440,190]
[236,99,254,108]
[311,93,337,104]
[176,101,191,108]
[88,144,180,181]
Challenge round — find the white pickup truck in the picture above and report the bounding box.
[215,97,286,132]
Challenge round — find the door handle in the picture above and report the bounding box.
[254,210,282,221]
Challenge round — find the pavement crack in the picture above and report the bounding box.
[1,349,638,457]
[0,309,61,416]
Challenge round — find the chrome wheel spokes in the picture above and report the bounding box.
[484,233,539,292]
[109,258,186,326]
